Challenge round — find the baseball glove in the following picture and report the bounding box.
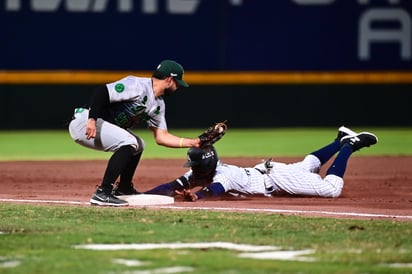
[198,120,228,148]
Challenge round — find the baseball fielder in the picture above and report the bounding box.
[68,60,202,206]
[145,126,378,200]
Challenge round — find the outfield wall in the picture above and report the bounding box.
[1,83,410,129]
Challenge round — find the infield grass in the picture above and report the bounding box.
[1,203,412,273]
[1,128,412,273]
[1,127,411,161]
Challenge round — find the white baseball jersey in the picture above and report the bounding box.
[184,155,344,198]
[185,163,279,195]
[69,76,167,153]
[105,76,167,130]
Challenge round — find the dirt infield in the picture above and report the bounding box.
[1,156,411,221]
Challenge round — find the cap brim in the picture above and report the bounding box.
[176,79,189,88]
[184,161,198,167]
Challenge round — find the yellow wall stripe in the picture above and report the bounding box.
[1,70,412,84]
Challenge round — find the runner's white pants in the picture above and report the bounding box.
[256,155,344,198]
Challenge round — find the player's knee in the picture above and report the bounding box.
[304,155,322,173]
[130,136,145,155]
[322,188,342,198]
[328,189,342,198]
[323,174,344,198]
[130,144,143,155]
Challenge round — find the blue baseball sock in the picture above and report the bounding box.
[310,140,341,165]
[326,144,352,178]
[145,183,175,196]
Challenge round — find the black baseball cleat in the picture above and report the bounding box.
[336,126,357,141]
[90,187,129,206]
[112,182,141,196]
[340,132,378,152]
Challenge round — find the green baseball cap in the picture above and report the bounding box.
[155,60,189,88]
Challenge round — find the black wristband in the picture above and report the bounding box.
[171,176,190,191]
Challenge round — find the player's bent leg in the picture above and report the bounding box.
[269,165,342,197]
[296,154,322,174]
[96,122,146,196]
[114,133,145,195]
[114,152,143,195]
[68,109,89,145]
[93,124,144,195]
[98,120,142,152]
[309,141,340,166]
[68,108,108,151]
[322,174,344,198]
[69,112,141,152]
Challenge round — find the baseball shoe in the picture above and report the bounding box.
[336,126,357,141]
[90,187,129,206]
[340,132,378,152]
[112,182,141,196]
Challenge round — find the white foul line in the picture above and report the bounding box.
[0,198,411,220]
[0,198,89,205]
[156,205,412,220]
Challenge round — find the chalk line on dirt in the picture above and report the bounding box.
[157,205,412,220]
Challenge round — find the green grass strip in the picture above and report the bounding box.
[0,127,411,161]
[0,203,411,273]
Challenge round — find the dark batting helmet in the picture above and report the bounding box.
[184,146,219,176]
